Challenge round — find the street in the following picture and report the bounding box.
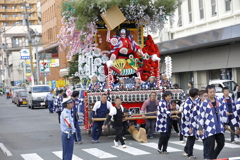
[0,95,240,160]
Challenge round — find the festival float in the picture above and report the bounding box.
[58,0,183,142]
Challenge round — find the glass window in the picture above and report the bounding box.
[32,86,50,93]
[199,0,204,19]
[19,91,27,97]
[3,22,8,26]
[12,6,16,9]
[188,0,192,23]
[211,0,217,16]
[177,5,182,26]
[223,81,237,92]
[225,0,231,11]
[12,14,17,17]
[2,6,7,9]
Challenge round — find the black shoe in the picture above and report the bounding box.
[157,149,163,154]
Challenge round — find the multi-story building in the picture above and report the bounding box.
[156,0,240,91]
[39,0,69,87]
[1,25,42,86]
[0,0,42,86]
[0,0,39,26]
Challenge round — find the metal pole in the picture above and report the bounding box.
[3,28,10,87]
[24,2,34,85]
[35,40,39,85]
[0,28,3,85]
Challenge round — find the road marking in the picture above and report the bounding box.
[112,145,150,155]
[21,153,43,160]
[224,142,240,148]
[140,142,182,152]
[53,151,83,160]
[225,138,240,142]
[82,148,117,159]
[0,143,12,156]
[169,141,203,150]
[229,157,240,160]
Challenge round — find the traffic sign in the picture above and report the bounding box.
[40,72,50,77]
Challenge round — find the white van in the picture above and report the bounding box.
[27,85,51,109]
[209,79,237,98]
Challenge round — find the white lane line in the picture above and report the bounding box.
[0,143,12,156]
[21,153,43,160]
[225,138,240,142]
[82,148,117,159]
[224,142,240,148]
[229,157,240,160]
[140,142,182,152]
[169,141,203,150]
[53,151,83,160]
[112,145,150,155]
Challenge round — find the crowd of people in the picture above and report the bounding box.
[51,75,240,160]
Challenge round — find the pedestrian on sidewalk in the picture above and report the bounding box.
[182,88,199,159]
[156,91,179,154]
[141,92,159,139]
[60,98,75,160]
[44,89,55,113]
[102,97,126,148]
[54,89,64,124]
[91,93,112,143]
[71,91,82,144]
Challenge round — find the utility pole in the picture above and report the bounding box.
[2,28,11,87]
[0,28,3,86]
[34,30,40,85]
[24,2,34,85]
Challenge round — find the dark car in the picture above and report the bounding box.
[12,89,25,104]
[15,91,28,107]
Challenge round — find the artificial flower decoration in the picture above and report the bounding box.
[94,58,103,66]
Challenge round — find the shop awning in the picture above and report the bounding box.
[59,68,69,77]
[158,24,240,55]
[38,43,58,53]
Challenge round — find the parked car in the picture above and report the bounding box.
[27,85,51,109]
[12,89,25,104]
[15,91,28,107]
[209,79,237,97]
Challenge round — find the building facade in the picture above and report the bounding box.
[39,0,69,87]
[1,25,42,86]
[0,0,39,26]
[155,0,240,92]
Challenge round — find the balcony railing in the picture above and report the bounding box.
[0,8,37,12]
[0,0,37,4]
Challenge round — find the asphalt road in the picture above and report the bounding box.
[0,95,240,160]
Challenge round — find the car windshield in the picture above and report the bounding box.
[32,86,50,93]
[20,92,27,97]
[223,81,237,92]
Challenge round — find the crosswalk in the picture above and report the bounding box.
[19,140,240,160]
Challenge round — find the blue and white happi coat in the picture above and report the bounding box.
[198,98,227,139]
[181,97,198,136]
[88,82,101,91]
[100,82,113,91]
[220,96,237,125]
[156,99,172,132]
[143,81,157,89]
[53,95,63,112]
[160,79,172,88]
[231,98,240,127]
